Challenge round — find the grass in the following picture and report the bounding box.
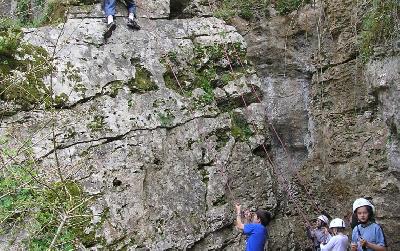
[214,0,270,21]
[275,0,311,15]
[0,25,53,110]
[0,138,102,249]
[359,0,398,62]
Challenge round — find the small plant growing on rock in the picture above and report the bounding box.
[0,137,99,250]
[359,0,398,62]
[275,0,311,15]
[214,0,270,21]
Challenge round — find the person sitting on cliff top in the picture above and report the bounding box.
[103,0,141,39]
[235,203,271,251]
[306,214,332,251]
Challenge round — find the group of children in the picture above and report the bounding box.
[235,198,387,251]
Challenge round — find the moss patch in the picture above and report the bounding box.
[158,110,175,127]
[162,42,249,107]
[87,115,106,132]
[212,194,227,206]
[214,128,231,150]
[275,0,311,15]
[0,27,52,110]
[214,0,270,21]
[127,65,158,93]
[231,112,253,141]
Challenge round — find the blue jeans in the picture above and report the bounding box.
[104,0,136,17]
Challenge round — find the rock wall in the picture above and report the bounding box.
[234,0,400,249]
[0,0,399,250]
[1,1,275,250]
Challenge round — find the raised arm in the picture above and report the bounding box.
[235,204,244,230]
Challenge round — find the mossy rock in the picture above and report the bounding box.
[216,84,263,112]
[230,112,253,141]
[127,65,158,93]
[0,28,52,110]
[87,115,106,132]
[213,0,270,21]
[214,128,231,150]
[162,43,248,100]
[275,0,311,15]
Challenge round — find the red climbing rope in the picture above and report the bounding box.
[227,39,323,212]
[221,42,316,226]
[164,0,321,225]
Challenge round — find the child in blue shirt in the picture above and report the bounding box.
[351,198,387,251]
[235,204,271,251]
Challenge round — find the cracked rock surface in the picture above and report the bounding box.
[0,2,276,250]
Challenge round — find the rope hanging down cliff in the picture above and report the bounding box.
[205,0,323,220]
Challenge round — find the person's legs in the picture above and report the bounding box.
[103,0,117,39]
[126,0,140,30]
[125,0,137,18]
[104,0,117,18]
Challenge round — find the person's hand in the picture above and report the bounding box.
[244,209,251,218]
[235,204,241,214]
[351,243,357,251]
[360,239,368,248]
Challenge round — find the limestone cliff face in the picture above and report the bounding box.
[235,0,400,249]
[0,0,399,250]
[1,1,274,250]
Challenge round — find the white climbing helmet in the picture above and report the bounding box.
[353,198,375,213]
[317,215,329,224]
[329,218,345,228]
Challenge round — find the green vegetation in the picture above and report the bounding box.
[158,110,175,127]
[359,0,398,62]
[162,43,248,107]
[214,0,311,20]
[0,139,98,250]
[214,0,270,21]
[0,25,53,111]
[230,112,253,141]
[11,0,99,28]
[87,115,105,132]
[275,0,311,15]
[127,65,159,93]
[212,194,227,206]
[14,0,66,27]
[214,128,231,150]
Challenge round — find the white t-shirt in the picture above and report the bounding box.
[320,234,349,251]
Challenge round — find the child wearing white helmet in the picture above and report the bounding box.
[351,198,387,251]
[320,218,348,251]
[306,215,331,251]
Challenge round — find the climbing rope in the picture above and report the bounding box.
[203,0,328,225]
[221,42,313,226]
[222,34,322,215]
